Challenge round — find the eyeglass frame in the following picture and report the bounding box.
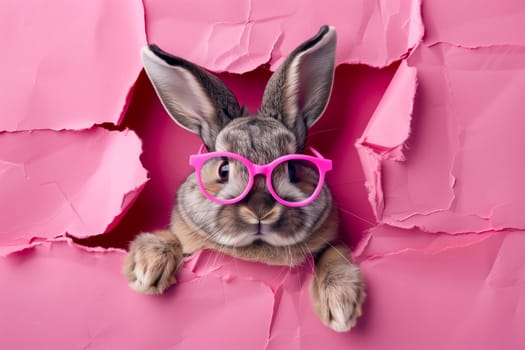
[188,144,332,207]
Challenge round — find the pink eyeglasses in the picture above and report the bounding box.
[189,145,332,207]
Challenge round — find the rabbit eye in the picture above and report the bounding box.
[287,161,298,183]
[218,160,229,181]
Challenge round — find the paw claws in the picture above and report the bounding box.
[123,232,183,295]
[312,263,365,332]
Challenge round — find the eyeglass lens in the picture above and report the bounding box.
[271,159,320,201]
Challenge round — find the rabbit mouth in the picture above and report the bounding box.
[251,224,309,247]
[219,222,306,247]
[253,222,274,237]
[257,232,308,246]
[255,222,263,235]
[206,221,308,248]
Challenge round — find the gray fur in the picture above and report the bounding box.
[141,45,245,149]
[175,115,333,247]
[143,26,338,248]
[143,26,336,151]
[260,25,337,150]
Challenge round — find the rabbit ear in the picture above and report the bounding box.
[260,26,337,147]
[141,45,243,149]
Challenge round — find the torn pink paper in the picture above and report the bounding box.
[2,0,525,348]
[0,128,147,254]
[354,228,525,350]
[1,231,524,349]
[423,0,525,47]
[358,43,525,234]
[357,61,416,161]
[0,240,276,349]
[355,61,417,220]
[0,0,146,131]
[352,224,496,262]
[143,0,423,73]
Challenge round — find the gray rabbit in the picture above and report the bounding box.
[124,26,365,332]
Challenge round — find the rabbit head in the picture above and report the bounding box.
[142,26,337,249]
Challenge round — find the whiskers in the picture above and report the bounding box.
[317,238,352,265]
[333,203,375,225]
[173,206,357,287]
[307,127,341,138]
[173,207,232,274]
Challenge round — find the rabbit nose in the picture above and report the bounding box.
[241,190,277,221]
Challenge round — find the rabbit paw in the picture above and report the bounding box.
[123,231,183,295]
[312,262,365,332]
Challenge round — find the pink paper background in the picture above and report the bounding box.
[1,0,525,349]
